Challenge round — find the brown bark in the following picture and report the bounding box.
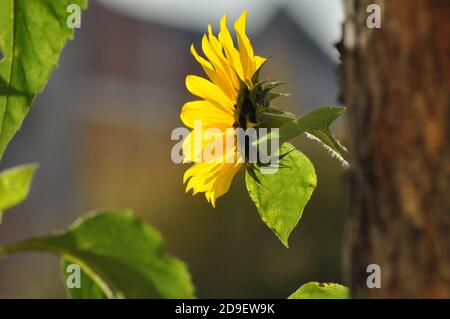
[340,0,450,298]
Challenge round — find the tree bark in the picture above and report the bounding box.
[341,0,450,298]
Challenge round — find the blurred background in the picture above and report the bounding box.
[0,0,348,298]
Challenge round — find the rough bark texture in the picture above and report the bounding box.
[340,0,450,298]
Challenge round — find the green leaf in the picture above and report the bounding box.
[246,143,317,247]
[0,210,195,299]
[0,164,37,222]
[288,282,349,299]
[62,258,106,299]
[0,0,88,160]
[256,107,296,128]
[255,107,349,167]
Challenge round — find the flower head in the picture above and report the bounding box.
[181,10,271,207]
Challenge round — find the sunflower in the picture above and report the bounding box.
[180,10,269,207]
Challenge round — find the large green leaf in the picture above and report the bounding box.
[246,143,317,247]
[0,164,37,222]
[0,0,87,160]
[0,210,195,299]
[255,107,349,167]
[288,282,349,299]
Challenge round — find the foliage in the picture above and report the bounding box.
[0,210,195,299]
[0,0,194,300]
[247,107,347,245]
[289,282,349,299]
[0,0,87,160]
[0,164,36,222]
[0,0,87,220]
[246,143,316,247]
[260,106,348,164]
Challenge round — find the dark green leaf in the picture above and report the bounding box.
[0,210,195,299]
[288,282,349,299]
[256,107,296,128]
[246,143,317,247]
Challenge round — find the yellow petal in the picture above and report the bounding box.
[185,75,234,111]
[180,100,235,129]
[234,10,255,83]
[184,162,221,192]
[182,130,203,163]
[190,43,213,70]
[253,55,267,74]
[184,161,242,207]
[181,128,234,163]
[208,162,242,206]
[190,44,215,79]
[201,34,237,98]
[218,14,245,82]
[207,28,240,94]
[191,44,235,99]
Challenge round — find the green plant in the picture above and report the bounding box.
[0,1,348,299]
[0,0,194,299]
[178,10,350,298]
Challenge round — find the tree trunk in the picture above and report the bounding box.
[341,0,450,298]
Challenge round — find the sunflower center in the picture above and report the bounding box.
[235,85,257,130]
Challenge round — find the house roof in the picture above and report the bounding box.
[97,0,344,62]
